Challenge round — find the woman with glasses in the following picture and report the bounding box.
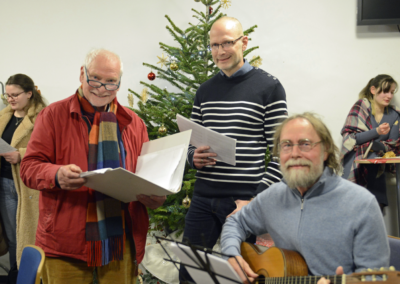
[0,74,46,269]
[341,74,398,211]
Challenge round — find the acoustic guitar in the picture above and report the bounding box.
[240,242,400,284]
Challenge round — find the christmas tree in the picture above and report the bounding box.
[127,0,261,237]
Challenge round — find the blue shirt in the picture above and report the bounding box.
[219,59,254,78]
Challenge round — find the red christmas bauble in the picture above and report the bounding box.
[209,6,213,15]
[148,72,156,81]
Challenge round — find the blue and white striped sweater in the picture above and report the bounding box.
[188,68,288,198]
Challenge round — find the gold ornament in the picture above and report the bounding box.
[158,124,167,134]
[250,55,263,68]
[141,88,149,103]
[221,0,231,9]
[127,93,134,108]
[170,61,179,71]
[182,195,191,208]
[157,53,168,68]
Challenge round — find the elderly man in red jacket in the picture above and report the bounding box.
[20,48,165,284]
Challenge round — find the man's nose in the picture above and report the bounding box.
[291,144,302,157]
[217,46,225,54]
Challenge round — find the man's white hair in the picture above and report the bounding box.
[83,48,124,76]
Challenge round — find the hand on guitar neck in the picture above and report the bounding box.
[316,267,344,284]
[228,254,344,284]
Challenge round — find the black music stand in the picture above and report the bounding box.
[156,236,249,284]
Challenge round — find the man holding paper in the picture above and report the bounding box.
[20,49,165,284]
[180,16,287,283]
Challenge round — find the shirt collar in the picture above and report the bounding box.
[219,59,254,78]
[283,167,338,198]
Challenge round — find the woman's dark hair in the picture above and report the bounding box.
[359,74,398,115]
[6,74,46,111]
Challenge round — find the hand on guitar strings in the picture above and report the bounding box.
[227,199,251,218]
[228,255,258,284]
[316,266,344,284]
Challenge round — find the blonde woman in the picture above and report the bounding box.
[0,74,46,267]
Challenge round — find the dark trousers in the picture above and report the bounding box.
[178,195,254,283]
[364,164,388,207]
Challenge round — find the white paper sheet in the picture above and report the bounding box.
[0,138,17,154]
[135,144,185,190]
[79,130,192,202]
[176,114,236,166]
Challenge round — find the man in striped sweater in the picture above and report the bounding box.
[179,16,287,283]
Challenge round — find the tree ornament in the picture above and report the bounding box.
[148,71,156,81]
[182,195,191,208]
[158,124,167,134]
[221,0,232,9]
[170,61,179,71]
[127,93,134,108]
[250,55,263,68]
[157,53,168,68]
[141,88,149,103]
[209,6,213,15]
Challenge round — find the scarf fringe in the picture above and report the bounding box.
[87,233,126,267]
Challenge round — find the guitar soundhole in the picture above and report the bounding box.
[257,269,269,278]
[255,275,265,284]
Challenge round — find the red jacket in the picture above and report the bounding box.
[20,93,149,263]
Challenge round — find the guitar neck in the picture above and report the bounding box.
[256,275,349,284]
[257,273,396,284]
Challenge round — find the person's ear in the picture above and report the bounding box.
[370,86,376,96]
[241,36,248,51]
[79,66,85,84]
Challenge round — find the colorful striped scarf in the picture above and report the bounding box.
[340,98,400,185]
[77,88,126,267]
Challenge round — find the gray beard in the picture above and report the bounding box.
[281,156,324,190]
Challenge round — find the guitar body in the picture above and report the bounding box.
[241,242,308,278]
[241,242,400,284]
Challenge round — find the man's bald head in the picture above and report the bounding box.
[210,17,244,38]
[209,17,248,77]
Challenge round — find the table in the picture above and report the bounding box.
[355,158,400,236]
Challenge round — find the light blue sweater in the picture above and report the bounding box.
[221,167,389,275]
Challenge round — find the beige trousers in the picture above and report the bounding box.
[42,238,137,284]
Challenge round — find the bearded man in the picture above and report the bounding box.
[220,112,389,284]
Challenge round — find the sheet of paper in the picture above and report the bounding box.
[0,138,17,154]
[176,114,236,166]
[170,242,242,284]
[80,168,177,202]
[79,130,192,202]
[136,144,185,190]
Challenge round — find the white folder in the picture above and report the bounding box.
[80,130,192,202]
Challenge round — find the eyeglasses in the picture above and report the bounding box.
[4,91,25,100]
[279,140,322,154]
[209,36,243,51]
[85,67,121,91]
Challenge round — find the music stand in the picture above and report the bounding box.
[157,236,248,284]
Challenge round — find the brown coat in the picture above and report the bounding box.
[0,102,45,266]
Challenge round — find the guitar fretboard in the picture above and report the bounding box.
[256,274,360,284]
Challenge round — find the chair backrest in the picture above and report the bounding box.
[388,235,400,270]
[16,245,45,284]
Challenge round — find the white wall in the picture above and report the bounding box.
[0,0,399,252]
[1,0,399,144]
